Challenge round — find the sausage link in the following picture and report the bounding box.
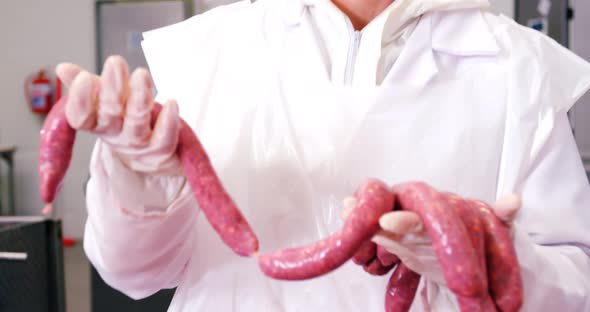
[257,179,394,280]
[377,245,400,267]
[39,99,259,257]
[384,264,421,312]
[39,97,76,203]
[353,241,377,265]
[444,193,496,312]
[160,104,259,256]
[394,182,487,300]
[470,200,523,312]
[363,258,394,276]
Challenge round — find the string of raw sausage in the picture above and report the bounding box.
[257,179,394,280]
[469,199,523,312]
[39,98,259,256]
[384,264,421,312]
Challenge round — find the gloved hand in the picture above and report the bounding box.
[56,56,181,175]
[370,193,521,285]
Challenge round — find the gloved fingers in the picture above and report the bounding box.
[373,237,420,271]
[492,194,521,224]
[372,233,408,256]
[379,231,432,259]
[66,70,100,131]
[149,99,180,155]
[121,67,154,148]
[340,196,357,220]
[125,99,180,173]
[402,241,436,255]
[407,254,446,286]
[96,56,128,135]
[391,246,445,285]
[110,99,181,174]
[55,63,83,88]
[412,253,440,267]
[399,232,432,245]
[372,229,442,282]
[374,229,402,243]
[379,211,424,235]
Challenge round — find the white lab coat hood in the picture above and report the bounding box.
[83,1,590,311]
[287,0,491,22]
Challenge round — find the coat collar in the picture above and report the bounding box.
[385,9,501,86]
[430,9,500,57]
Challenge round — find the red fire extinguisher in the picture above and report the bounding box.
[25,70,53,114]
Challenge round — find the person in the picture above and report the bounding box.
[57,0,590,310]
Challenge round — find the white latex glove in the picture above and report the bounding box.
[56,56,181,175]
[371,194,521,285]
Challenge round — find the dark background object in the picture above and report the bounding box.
[91,266,175,312]
[0,145,17,216]
[515,0,572,47]
[0,217,66,312]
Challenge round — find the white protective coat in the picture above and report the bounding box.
[84,0,590,310]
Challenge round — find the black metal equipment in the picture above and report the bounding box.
[91,266,175,312]
[515,0,572,47]
[0,217,66,312]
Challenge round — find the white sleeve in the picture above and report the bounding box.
[512,113,590,310]
[416,113,590,310]
[84,141,200,300]
[422,22,590,310]
[419,114,590,310]
[83,1,254,299]
[503,24,590,309]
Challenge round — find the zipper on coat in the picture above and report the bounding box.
[344,19,362,86]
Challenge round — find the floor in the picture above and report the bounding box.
[63,244,91,312]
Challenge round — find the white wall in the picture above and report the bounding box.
[490,0,515,17]
[194,0,239,14]
[0,0,96,238]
